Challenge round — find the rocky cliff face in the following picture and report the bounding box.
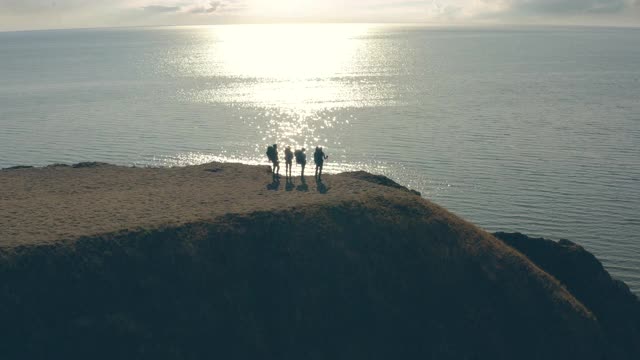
[494,232,640,358]
[0,167,638,359]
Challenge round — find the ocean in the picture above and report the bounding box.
[1,24,639,292]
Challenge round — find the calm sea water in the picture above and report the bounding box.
[1,25,639,292]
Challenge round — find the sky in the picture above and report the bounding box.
[0,0,639,31]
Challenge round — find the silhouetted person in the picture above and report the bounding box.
[314,146,328,178]
[294,148,307,179]
[284,146,293,178]
[266,144,279,177]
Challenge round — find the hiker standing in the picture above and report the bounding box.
[294,148,307,178]
[284,146,294,178]
[314,146,328,178]
[266,144,280,176]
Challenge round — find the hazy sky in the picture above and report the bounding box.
[1,0,639,31]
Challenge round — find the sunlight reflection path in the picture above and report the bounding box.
[175,24,400,153]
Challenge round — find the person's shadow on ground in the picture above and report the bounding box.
[296,177,309,192]
[266,176,281,191]
[285,178,295,192]
[316,177,328,194]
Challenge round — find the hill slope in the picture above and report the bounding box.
[0,163,638,359]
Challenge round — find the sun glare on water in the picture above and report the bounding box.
[215,24,365,80]
[192,23,388,113]
[170,23,398,172]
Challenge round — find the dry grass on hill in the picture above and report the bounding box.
[0,162,638,359]
[1,162,411,247]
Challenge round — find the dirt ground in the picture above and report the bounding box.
[0,162,410,247]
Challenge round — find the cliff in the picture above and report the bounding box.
[494,232,640,357]
[0,162,638,359]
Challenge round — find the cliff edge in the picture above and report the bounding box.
[0,163,638,359]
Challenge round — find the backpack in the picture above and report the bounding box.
[266,146,276,162]
[294,150,306,165]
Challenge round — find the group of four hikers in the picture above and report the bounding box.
[266,144,328,179]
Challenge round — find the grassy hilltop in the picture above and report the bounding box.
[0,163,638,359]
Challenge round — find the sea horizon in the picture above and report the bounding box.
[3,21,640,34]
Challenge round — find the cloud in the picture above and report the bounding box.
[190,0,247,14]
[188,1,222,13]
[143,5,182,13]
[0,0,93,13]
[0,0,638,31]
[139,1,243,15]
[507,0,628,15]
[409,0,636,21]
